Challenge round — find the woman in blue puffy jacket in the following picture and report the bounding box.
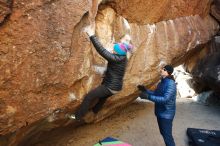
[138,65,176,146]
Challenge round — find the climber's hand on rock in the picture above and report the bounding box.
[84,24,95,36]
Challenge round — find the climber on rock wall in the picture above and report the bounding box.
[67,23,133,122]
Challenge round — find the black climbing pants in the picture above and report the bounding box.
[75,85,113,120]
[157,118,175,146]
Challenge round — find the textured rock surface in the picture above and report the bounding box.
[107,0,212,24]
[185,36,220,94]
[0,0,94,135]
[211,0,220,22]
[0,0,12,24]
[13,13,220,146]
[0,0,219,145]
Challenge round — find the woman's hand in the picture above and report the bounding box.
[84,24,95,36]
[137,85,147,92]
[139,92,149,99]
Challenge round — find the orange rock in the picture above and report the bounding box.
[0,0,219,145]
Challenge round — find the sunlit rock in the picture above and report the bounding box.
[0,0,219,145]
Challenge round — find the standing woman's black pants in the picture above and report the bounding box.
[75,85,113,120]
[157,118,175,146]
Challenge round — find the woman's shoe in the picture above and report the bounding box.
[66,114,77,120]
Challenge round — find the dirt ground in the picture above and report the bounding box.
[34,98,220,146]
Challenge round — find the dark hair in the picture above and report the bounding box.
[163,65,174,75]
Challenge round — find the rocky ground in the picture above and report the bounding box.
[32,98,220,146]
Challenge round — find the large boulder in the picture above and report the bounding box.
[185,36,220,94]
[106,0,211,24]
[0,0,219,145]
[0,0,96,141]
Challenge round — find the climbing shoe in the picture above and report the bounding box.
[66,114,77,120]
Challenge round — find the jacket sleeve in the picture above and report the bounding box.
[146,89,155,95]
[148,80,176,104]
[90,35,125,62]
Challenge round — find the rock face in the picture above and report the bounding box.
[185,36,220,94]
[107,0,211,24]
[211,0,220,22]
[183,0,220,101]
[0,0,94,137]
[0,0,12,25]
[0,0,219,145]
[174,65,196,98]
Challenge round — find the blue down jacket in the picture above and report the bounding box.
[145,77,177,119]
